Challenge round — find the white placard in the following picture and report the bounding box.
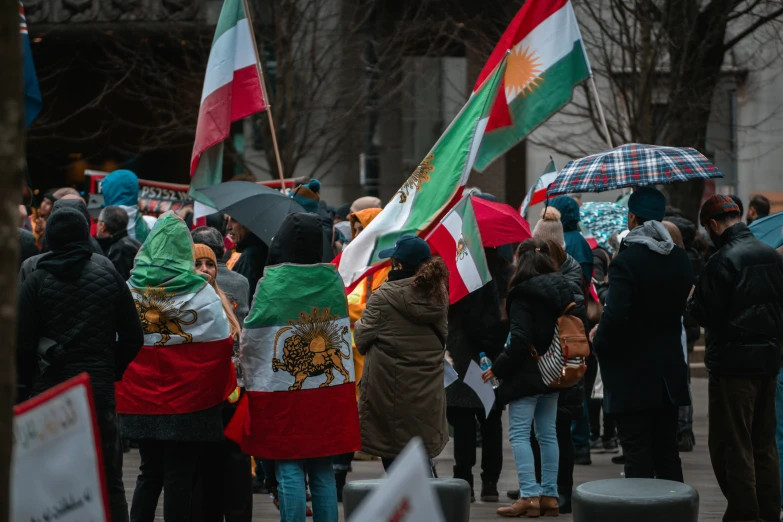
[12,374,108,522]
[349,438,445,522]
[464,360,496,418]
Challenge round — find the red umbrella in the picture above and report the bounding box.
[472,196,531,247]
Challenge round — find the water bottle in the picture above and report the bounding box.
[479,352,499,389]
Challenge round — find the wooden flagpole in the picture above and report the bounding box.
[242,0,287,191]
[589,77,614,149]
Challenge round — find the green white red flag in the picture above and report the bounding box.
[335,57,508,290]
[427,195,492,304]
[474,0,591,172]
[115,213,236,415]
[190,0,266,202]
[520,158,558,218]
[236,264,360,459]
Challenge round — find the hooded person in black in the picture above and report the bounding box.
[228,217,269,301]
[40,198,104,255]
[259,212,325,516]
[17,207,144,522]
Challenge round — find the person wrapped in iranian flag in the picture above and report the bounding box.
[115,212,236,520]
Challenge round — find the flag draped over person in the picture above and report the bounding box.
[336,57,508,290]
[520,159,558,218]
[20,1,41,128]
[190,0,267,202]
[238,264,360,459]
[427,195,492,304]
[474,0,591,171]
[115,212,236,415]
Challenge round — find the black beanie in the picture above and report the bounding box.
[52,199,91,225]
[45,207,89,252]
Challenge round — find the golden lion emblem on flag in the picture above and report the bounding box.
[272,308,352,391]
[397,153,434,203]
[456,235,470,261]
[132,287,198,346]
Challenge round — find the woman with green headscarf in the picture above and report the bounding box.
[115,212,236,522]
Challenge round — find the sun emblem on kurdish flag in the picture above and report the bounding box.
[505,45,543,101]
[272,308,351,391]
[398,153,435,203]
[131,287,198,346]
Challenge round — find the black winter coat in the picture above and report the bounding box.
[17,254,144,411]
[690,223,783,376]
[233,233,269,300]
[446,252,510,409]
[593,239,693,414]
[492,273,574,405]
[97,229,141,281]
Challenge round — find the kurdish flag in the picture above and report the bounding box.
[115,212,236,415]
[190,0,267,202]
[474,0,591,172]
[238,264,360,459]
[520,159,558,218]
[428,195,492,304]
[336,56,508,290]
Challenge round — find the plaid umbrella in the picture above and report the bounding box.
[580,202,628,252]
[546,143,723,197]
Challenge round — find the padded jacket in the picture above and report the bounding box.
[492,273,574,406]
[690,223,783,376]
[17,256,144,411]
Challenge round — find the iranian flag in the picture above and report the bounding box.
[474,0,591,172]
[115,213,236,415]
[428,195,492,304]
[190,0,267,202]
[520,159,558,218]
[237,264,360,459]
[335,57,508,290]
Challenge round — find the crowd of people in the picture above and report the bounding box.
[14,167,783,522]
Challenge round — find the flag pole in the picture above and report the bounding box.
[242,0,287,192]
[589,77,613,149]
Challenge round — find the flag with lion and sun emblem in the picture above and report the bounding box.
[427,194,492,304]
[236,263,360,459]
[473,0,591,172]
[335,55,508,292]
[115,212,236,416]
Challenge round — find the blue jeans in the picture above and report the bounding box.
[509,393,559,498]
[276,458,337,522]
[776,368,783,506]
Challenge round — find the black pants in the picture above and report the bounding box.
[588,398,616,442]
[532,414,575,495]
[446,407,503,487]
[97,410,129,522]
[614,401,683,482]
[192,440,252,522]
[709,374,780,522]
[130,440,203,522]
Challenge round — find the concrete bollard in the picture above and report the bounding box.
[573,478,699,522]
[343,478,471,522]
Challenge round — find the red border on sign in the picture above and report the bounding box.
[14,373,111,522]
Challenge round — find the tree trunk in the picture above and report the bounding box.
[0,0,24,518]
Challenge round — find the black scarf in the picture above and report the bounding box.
[38,241,93,280]
[387,268,417,282]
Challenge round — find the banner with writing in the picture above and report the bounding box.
[12,373,109,522]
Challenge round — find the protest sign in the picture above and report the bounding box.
[11,373,109,522]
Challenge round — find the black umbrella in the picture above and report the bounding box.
[197,182,306,245]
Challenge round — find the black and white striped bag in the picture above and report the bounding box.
[531,304,589,388]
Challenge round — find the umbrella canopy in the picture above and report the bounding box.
[546,143,724,197]
[579,202,628,251]
[197,182,305,245]
[472,196,531,247]
[749,211,783,249]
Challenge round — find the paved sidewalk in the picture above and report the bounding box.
[122,377,727,520]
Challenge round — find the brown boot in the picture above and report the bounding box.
[497,497,540,518]
[539,496,559,517]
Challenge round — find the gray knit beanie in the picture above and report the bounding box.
[532,206,565,247]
